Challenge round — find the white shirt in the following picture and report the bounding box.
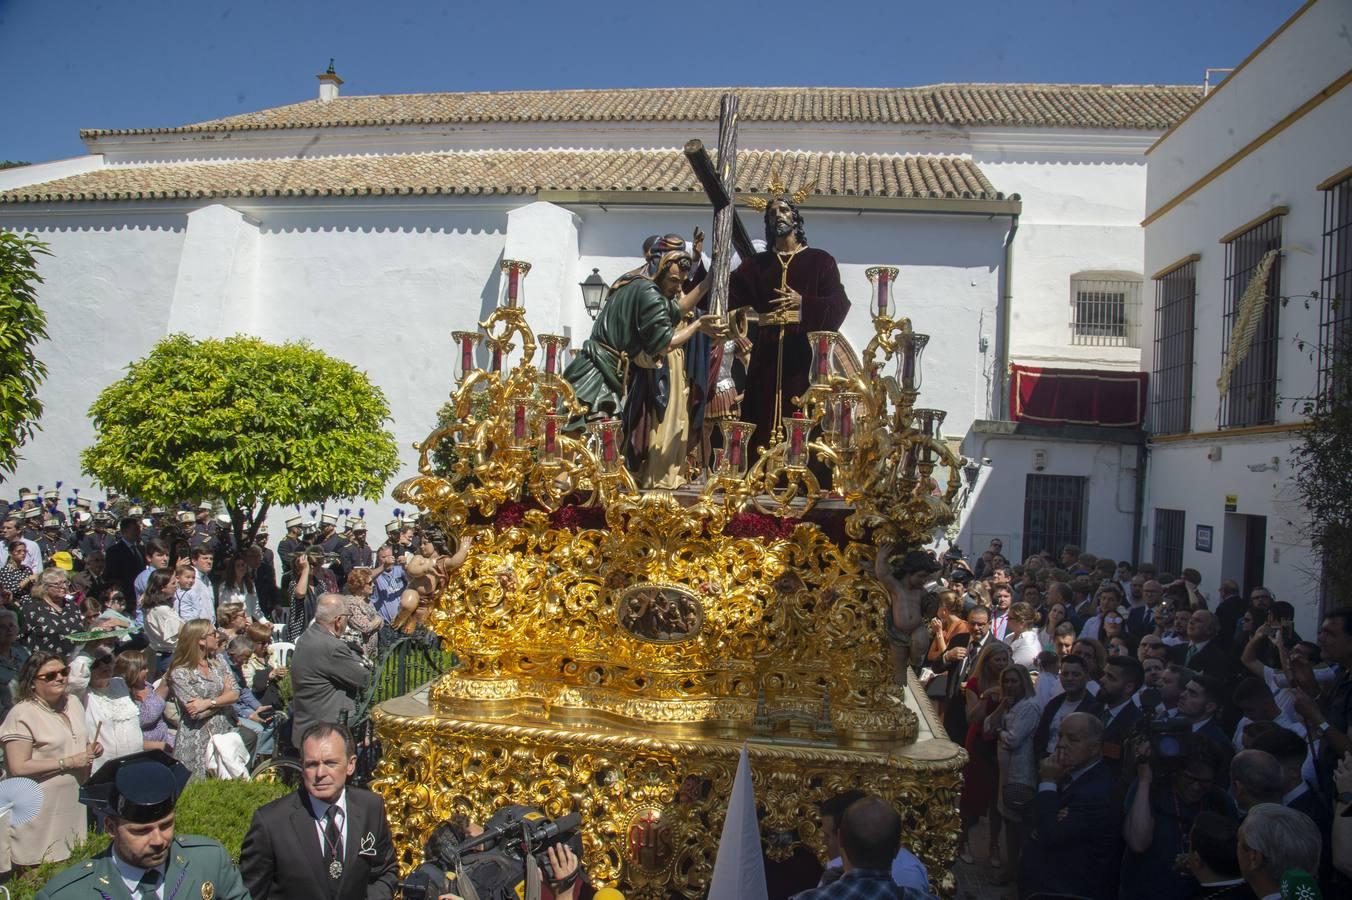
[1009,629,1041,668]
[1046,694,1089,756]
[308,789,349,863]
[0,536,42,569]
[113,846,166,898]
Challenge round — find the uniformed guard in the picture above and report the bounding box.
[36,749,249,899]
[277,514,305,575]
[43,488,68,525]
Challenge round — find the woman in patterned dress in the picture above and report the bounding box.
[166,619,238,778]
[114,648,172,751]
[17,568,86,658]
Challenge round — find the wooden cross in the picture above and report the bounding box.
[684,94,756,318]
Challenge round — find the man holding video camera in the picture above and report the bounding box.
[1121,728,1236,900]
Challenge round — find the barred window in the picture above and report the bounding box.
[1152,508,1185,577]
[1022,474,1087,562]
[1070,273,1143,347]
[1151,258,1197,435]
[1319,173,1352,401]
[1220,214,1283,428]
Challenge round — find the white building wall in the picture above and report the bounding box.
[1,196,1005,535]
[1141,0,1351,634]
[958,432,1138,564]
[981,153,1150,372]
[0,207,189,497]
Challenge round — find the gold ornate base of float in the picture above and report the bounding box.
[373,255,971,897]
[372,673,964,899]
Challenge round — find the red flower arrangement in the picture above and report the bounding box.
[725,512,798,542]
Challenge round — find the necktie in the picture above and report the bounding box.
[324,806,344,879]
[1185,644,1197,665]
[136,869,161,899]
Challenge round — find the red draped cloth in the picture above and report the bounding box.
[1010,364,1148,428]
[729,247,851,457]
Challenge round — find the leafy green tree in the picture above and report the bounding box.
[0,230,50,477]
[81,334,400,546]
[1295,353,1352,609]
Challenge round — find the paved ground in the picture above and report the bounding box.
[951,818,1017,900]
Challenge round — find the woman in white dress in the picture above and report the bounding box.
[82,650,144,772]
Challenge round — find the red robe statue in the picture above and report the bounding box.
[728,247,851,458]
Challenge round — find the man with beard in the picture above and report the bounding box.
[563,236,723,486]
[729,194,850,458]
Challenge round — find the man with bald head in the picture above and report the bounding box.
[1169,608,1233,682]
[289,593,372,748]
[1019,712,1122,899]
[790,795,937,899]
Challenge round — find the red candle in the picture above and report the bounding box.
[460,339,473,376]
[901,343,916,387]
[602,428,617,463]
[877,270,890,317]
[791,411,805,457]
[816,337,830,377]
[840,403,853,442]
[514,404,527,440]
[492,347,504,372]
[545,418,558,454]
[545,342,558,374]
[507,267,520,306]
[729,437,742,467]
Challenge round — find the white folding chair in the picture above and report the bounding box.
[269,641,295,669]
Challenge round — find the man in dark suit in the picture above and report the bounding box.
[1169,609,1232,682]
[1098,655,1144,778]
[1019,712,1122,899]
[939,605,992,743]
[103,515,145,617]
[1126,579,1165,642]
[1033,653,1103,760]
[240,722,398,899]
[289,593,371,748]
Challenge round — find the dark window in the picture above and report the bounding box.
[1071,275,1142,347]
[1022,475,1087,561]
[1152,508,1185,577]
[1151,260,1197,435]
[1319,174,1352,401]
[1220,216,1282,428]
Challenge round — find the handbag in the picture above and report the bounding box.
[1002,781,1036,817]
[205,731,251,779]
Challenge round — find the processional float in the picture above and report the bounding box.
[372,256,969,897]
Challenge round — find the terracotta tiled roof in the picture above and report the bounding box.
[0,149,1005,204]
[81,84,1202,138]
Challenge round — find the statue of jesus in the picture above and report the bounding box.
[728,194,850,459]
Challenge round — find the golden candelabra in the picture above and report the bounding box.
[373,258,968,897]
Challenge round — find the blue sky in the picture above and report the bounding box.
[2,0,1304,164]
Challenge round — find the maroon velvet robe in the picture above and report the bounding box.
[728,247,851,458]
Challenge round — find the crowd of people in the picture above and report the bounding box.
[884,538,1352,898]
[0,487,470,884]
[4,478,1352,899]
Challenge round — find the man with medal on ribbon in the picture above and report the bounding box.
[239,721,398,900]
[36,748,249,899]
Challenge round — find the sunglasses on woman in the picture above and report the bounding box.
[37,667,71,681]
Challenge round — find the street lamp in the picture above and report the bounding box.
[579,268,609,319]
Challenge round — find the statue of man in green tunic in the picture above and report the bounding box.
[563,235,725,483]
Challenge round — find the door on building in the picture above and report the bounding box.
[1221,513,1267,598]
[1022,474,1087,561]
